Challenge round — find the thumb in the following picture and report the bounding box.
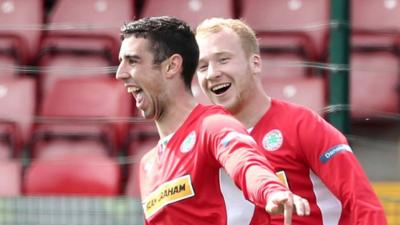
[265,191,293,214]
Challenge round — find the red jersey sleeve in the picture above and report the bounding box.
[297,110,387,225]
[201,113,287,209]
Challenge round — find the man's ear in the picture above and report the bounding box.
[165,54,183,78]
[250,54,262,74]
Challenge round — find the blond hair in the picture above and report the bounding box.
[196,18,260,56]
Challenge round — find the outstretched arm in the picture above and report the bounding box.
[204,114,310,221]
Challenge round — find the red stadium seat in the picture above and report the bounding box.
[125,122,159,197]
[0,159,22,196]
[25,77,131,196]
[261,52,309,78]
[32,77,132,157]
[0,142,11,159]
[40,77,131,120]
[140,0,234,27]
[0,77,36,156]
[0,101,23,196]
[24,139,120,196]
[1,57,19,79]
[350,51,399,118]
[41,0,134,60]
[352,0,400,31]
[36,0,134,100]
[262,76,327,114]
[37,51,112,98]
[125,122,158,158]
[0,0,43,64]
[240,0,330,61]
[351,0,400,51]
[351,1,400,119]
[0,54,19,78]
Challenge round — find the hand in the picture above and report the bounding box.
[293,194,310,216]
[265,191,310,225]
[265,191,293,225]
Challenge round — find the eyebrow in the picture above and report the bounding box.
[199,51,230,63]
[119,54,141,63]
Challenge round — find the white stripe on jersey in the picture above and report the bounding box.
[309,170,342,225]
[219,169,255,225]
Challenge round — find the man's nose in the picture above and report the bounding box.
[206,63,221,80]
[115,63,130,80]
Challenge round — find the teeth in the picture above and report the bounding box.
[127,87,141,93]
[211,83,230,92]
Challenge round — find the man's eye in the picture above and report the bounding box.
[198,64,208,72]
[128,59,137,65]
[220,58,229,64]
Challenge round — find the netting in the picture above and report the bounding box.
[0,197,143,225]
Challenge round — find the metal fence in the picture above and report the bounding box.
[0,197,144,225]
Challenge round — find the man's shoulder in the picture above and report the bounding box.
[192,104,237,125]
[195,104,231,116]
[191,104,246,134]
[140,146,157,164]
[272,98,320,119]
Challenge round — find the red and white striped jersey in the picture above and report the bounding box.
[138,104,286,225]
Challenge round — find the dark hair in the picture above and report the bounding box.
[120,16,199,90]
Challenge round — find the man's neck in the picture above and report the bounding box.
[155,95,197,139]
[235,91,271,129]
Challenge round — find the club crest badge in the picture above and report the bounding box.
[262,129,283,151]
[180,131,196,153]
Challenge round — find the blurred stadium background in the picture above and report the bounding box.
[0,0,399,224]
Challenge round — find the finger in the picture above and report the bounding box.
[265,191,288,214]
[293,195,311,216]
[293,195,304,216]
[304,198,311,216]
[299,198,311,216]
[284,200,293,225]
[284,192,294,225]
[266,201,284,214]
